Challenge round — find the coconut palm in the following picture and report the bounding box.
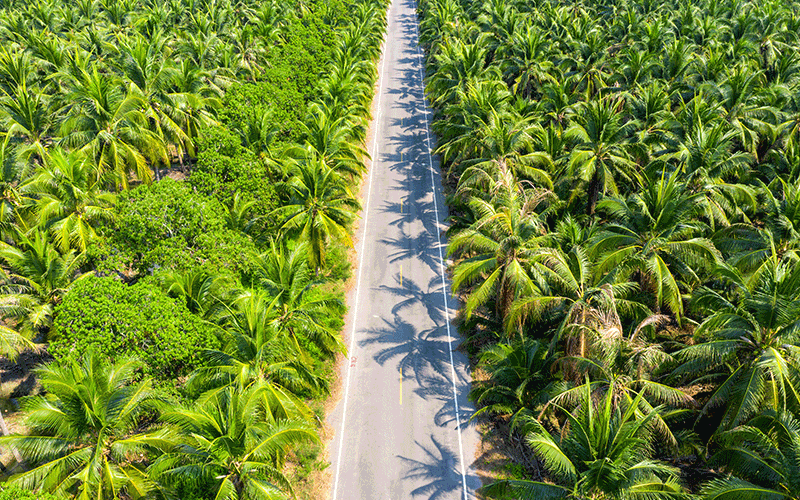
[713,178,800,279]
[435,79,514,169]
[448,186,552,324]
[715,178,800,275]
[154,383,318,500]
[427,35,500,108]
[22,148,116,252]
[592,173,720,320]
[294,103,368,178]
[469,338,554,417]
[563,98,643,215]
[0,353,166,499]
[550,309,694,446]
[676,260,800,431]
[0,83,53,161]
[0,230,89,337]
[0,133,27,238]
[58,66,166,188]
[481,383,687,500]
[507,245,645,354]
[701,410,800,500]
[273,158,359,274]
[162,267,228,321]
[456,110,553,198]
[192,288,326,410]
[250,241,345,355]
[499,26,554,98]
[115,35,190,157]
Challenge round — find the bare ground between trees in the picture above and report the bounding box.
[0,349,51,477]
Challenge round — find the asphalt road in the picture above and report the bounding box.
[328,0,481,498]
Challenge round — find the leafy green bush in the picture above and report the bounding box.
[94,178,258,276]
[220,80,307,146]
[51,276,220,378]
[116,178,226,252]
[215,2,340,147]
[192,126,280,220]
[0,485,64,499]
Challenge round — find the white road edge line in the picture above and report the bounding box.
[330,8,389,500]
[412,14,470,500]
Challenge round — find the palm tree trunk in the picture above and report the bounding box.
[587,171,601,216]
[579,308,587,358]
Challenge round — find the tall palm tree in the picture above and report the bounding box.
[0,83,52,161]
[58,66,166,188]
[507,245,644,354]
[427,35,500,108]
[0,353,165,499]
[0,230,89,337]
[193,288,326,411]
[22,148,116,252]
[0,133,28,239]
[251,241,345,355]
[293,103,368,178]
[592,173,720,320]
[115,35,190,158]
[448,187,552,325]
[154,383,318,500]
[469,337,554,417]
[563,98,642,215]
[434,79,514,169]
[550,309,694,446]
[715,178,800,275]
[273,158,359,274]
[676,260,800,432]
[481,383,686,499]
[669,119,754,189]
[455,110,553,198]
[498,27,555,99]
[701,410,800,500]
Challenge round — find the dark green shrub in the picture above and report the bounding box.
[220,80,306,146]
[191,126,280,221]
[94,178,259,276]
[51,276,220,378]
[115,178,226,252]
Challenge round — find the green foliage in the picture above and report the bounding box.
[702,410,800,499]
[216,6,339,146]
[96,178,258,275]
[482,384,687,499]
[421,0,800,493]
[50,275,219,378]
[153,383,319,500]
[0,230,88,337]
[0,353,164,499]
[220,81,306,147]
[191,126,280,220]
[115,178,226,251]
[0,485,64,500]
[0,0,388,497]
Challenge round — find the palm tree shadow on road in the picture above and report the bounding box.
[398,435,483,500]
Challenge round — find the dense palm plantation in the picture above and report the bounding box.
[418,0,800,496]
[0,0,389,498]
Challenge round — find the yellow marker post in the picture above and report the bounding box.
[400,198,403,214]
[399,367,403,405]
[399,264,403,287]
[401,151,403,161]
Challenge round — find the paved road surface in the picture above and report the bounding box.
[328,0,481,498]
